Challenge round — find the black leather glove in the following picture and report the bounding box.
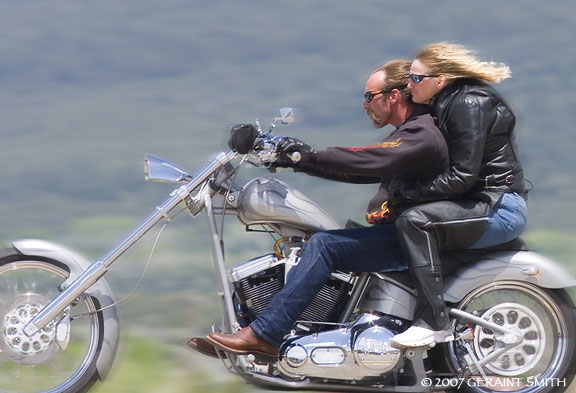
[227,124,258,154]
[275,137,317,167]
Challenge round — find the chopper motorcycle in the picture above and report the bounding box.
[0,108,575,393]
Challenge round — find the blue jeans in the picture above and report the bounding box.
[470,192,528,249]
[250,225,407,347]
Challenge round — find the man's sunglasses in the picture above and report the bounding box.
[364,86,405,103]
[409,74,439,83]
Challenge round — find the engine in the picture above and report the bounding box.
[278,314,403,382]
[229,253,354,326]
[229,255,408,382]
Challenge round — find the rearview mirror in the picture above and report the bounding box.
[279,107,295,124]
[145,154,192,183]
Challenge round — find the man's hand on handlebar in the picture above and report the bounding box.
[275,137,317,167]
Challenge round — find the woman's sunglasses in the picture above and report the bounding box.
[409,74,439,83]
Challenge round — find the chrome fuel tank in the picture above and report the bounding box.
[237,177,339,233]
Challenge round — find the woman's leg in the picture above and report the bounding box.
[392,199,491,347]
[469,192,528,249]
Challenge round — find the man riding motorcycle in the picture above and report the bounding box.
[187,58,450,356]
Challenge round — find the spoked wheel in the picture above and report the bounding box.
[0,257,106,393]
[446,281,576,393]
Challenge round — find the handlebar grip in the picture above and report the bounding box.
[288,151,301,163]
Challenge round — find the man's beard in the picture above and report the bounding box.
[367,109,382,126]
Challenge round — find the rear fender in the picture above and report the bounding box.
[9,239,119,381]
[444,251,576,303]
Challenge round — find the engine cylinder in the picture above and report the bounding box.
[229,254,354,325]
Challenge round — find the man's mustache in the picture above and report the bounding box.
[367,108,381,123]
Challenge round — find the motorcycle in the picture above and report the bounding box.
[1,108,575,393]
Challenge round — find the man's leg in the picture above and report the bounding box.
[207,224,406,353]
[251,224,406,346]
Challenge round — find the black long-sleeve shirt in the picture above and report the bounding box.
[298,105,449,224]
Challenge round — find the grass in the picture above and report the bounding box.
[91,334,250,393]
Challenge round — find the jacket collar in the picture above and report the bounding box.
[398,104,432,128]
[430,78,486,109]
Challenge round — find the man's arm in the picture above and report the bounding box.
[312,124,446,181]
[295,164,382,184]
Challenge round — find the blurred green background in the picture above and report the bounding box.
[0,0,575,392]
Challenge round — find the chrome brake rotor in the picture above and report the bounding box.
[1,293,59,365]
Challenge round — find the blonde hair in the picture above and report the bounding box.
[416,42,511,84]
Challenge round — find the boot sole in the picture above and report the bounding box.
[390,334,454,349]
[186,338,227,359]
[205,335,278,358]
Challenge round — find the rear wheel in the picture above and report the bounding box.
[0,256,107,393]
[446,281,576,393]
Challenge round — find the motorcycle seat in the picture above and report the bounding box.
[375,238,528,286]
[442,237,528,275]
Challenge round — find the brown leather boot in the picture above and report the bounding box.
[205,326,278,357]
[186,337,227,359]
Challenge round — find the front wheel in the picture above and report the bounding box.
[446,281,576,393]
[0,255,113,393]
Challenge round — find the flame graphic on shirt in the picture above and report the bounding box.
[366,201,391,224]
[347,138,402,152]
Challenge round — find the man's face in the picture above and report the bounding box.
[363,71,392,128]
[407,59,444,104]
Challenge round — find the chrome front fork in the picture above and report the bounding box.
[24,151,236,337]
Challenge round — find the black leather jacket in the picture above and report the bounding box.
[391,78,525,207]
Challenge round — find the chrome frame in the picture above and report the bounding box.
[204,192,240,333]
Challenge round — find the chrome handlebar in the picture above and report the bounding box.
[249,134,301,166]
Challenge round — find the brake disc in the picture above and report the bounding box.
[0,293,59,365]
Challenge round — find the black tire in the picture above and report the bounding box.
[0,254,109,393]
[442,281,576,393]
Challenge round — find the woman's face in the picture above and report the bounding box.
[408,59,446,104]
